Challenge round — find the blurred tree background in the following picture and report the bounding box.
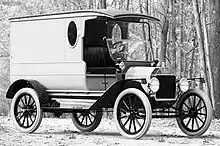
[0,0,220,117]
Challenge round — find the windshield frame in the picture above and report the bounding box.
[105,20,155,62]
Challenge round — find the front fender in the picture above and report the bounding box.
[89,79,148,110]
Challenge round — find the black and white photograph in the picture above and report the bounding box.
[0,0,220,145]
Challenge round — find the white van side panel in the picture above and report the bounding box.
[10,19,65,62]
[10,61,87,90]
[10,17,89,90]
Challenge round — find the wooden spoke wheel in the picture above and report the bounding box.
[176,89,212,136]
[71,109,102,132]
[11,88,43,133]
[114,88,152,139]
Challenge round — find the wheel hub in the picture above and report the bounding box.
[129,109,138,119]
[21,105,34,112]
[189,108,198,118]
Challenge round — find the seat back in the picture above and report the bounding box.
[84,47,115,74]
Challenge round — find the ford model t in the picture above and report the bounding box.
[6,9,212,139]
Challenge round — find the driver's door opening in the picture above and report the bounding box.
[83,19,116,90]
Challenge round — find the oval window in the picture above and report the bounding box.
[67,21,77,47]
[112,24,122,40]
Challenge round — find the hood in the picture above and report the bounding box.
[125,67,174,80]
[151,68,174,76]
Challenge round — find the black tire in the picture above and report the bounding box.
[71,109,102,132]
[114,88,152,139]
[11,88,43,133]
[176,89,213,136]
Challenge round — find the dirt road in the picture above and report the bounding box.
[0,116,220,146]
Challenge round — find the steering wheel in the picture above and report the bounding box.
[112,41,123,50]
[111,41,126,60]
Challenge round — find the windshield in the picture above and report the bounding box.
[106,21,154,61]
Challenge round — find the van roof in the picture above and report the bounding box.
[10,9,160,22]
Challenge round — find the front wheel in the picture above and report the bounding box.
[71,109,102,132]
[114,88,152,139]
[176,89,213,136]
[11,88,43,133]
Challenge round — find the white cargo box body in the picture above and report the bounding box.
[10,12,100,90]
[10,10,159,91]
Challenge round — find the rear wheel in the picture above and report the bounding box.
[71,109,102,132]
[176,89,212,136]
[114,88,152,139]
[11,88,43,133]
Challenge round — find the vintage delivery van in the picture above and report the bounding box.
[6,9,212,139]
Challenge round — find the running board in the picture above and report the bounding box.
[46,90,104,109]
[46,89,105,94]
[47,90,104,99]
[51,98,97,109]
[41,107,87,113]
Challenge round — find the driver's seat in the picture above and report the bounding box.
[84,46,115,74]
